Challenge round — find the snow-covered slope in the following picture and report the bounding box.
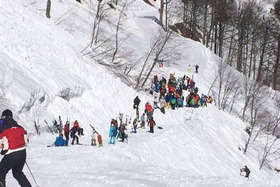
[1,0,280,186]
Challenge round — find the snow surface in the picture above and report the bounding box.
[0,0,280,186]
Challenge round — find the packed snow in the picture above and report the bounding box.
[0,0,280,186]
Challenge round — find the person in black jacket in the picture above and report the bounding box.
[0,109,31,187]
[240,165,250,178]
[133,96,141,110]
[70,126,79,145]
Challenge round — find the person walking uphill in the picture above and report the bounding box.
[0,109,32,187]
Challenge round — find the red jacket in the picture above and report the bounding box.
[145,103,153,113]
[73,121,81,129]
[0,118,27,154]
[97,134,102,144]
[64,124,70,133]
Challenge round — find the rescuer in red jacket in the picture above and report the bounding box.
[0,109,31,187]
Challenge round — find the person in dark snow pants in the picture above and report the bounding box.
[0,109,31,187]
[240,165,250,178]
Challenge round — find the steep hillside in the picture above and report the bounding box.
[1,0,280,186]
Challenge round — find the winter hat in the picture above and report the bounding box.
[1,109,13,119]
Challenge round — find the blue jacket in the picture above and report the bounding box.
[154,82,159,93]
[109,126,117,137]
[55,136,67,146]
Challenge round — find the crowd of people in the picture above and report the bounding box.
[0,66,253,186]
[149,72,213,113]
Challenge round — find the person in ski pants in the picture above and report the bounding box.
[108,124,117,144]
[64,121,70,146]
[148,117,156,133]
[0,109,31,187]
[70,126,79,145]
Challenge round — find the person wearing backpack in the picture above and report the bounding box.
[148,117,156,133]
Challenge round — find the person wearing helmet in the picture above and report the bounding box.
[0,109,31,187]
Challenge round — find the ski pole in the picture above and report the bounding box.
[0,181,4,187]
[26,162,39,187]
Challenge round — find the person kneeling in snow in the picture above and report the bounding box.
[55,134,67,146]
[48,134,67,147]
[240,165,250,178]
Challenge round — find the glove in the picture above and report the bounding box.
[24,134,29,146]
[1,149,8,155]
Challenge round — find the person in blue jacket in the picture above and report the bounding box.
[48,134,67,147]
[108,124,117,144]
[55,134,67,146]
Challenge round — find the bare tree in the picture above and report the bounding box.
[141,31,172,88]
[135,31,165,90]
[259,135,280,169]
[111,3,127,63]
[242,80,268,153]
[90,1,108,47]
[46,0,51,19]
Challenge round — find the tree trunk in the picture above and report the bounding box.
[46,0,51,19]
[218,22,224,57]
[159,0,164,26]
[203,1,208,45]
[273,35,280,90]
[256,27,268,83]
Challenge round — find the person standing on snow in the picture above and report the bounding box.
[148,117,156,133]
[140,113,146,129]
[145,102,153,121]
[195,64,199,73]
[63,121,70,146]
[159,96,166,114]
[118,124,126,142]
[132,118,138,133]
[97,133,103,147]
[133,96,141,110]
[0,109,32,187]
[187,65,192,74]
[70,124,79,145]
[73,120,84,136]
[108,123,117,144]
